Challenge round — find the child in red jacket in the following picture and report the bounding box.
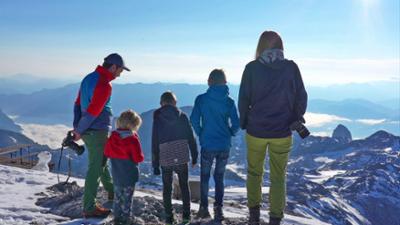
[105,109,144,225]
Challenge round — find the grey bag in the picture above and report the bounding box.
[159,139,190,167]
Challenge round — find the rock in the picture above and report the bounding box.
[172,175,201,202]
[332,124,352,143]
[36,182,251,225]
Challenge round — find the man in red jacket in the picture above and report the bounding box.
[72,53,130,218]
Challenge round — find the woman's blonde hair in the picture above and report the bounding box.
[255,31,284,59]
[116,109,142,131]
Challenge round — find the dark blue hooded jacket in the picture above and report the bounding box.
[152,105,198,169]
[190,85,240,151]
[238,59,307,138]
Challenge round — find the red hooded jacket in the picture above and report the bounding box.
[105,130,144,163]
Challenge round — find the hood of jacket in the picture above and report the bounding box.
[258,49,287,69]
[206,84,229,101]
[107,129,134,151]
[156,105,182,124]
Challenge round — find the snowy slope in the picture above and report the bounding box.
[0,109,21,133]
[0,165,83,224]
[2,121,399,225]
[0,164,330,225]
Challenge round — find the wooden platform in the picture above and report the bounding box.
[0,144,43,169]
[0,156,38,169]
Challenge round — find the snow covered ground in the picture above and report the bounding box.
[0,164,330,225]
[0,164,84,224]
[304,170,346,184]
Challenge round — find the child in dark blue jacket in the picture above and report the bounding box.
[152,91,198,225]
[190,69,240,221]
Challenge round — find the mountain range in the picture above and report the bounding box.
[0,74,73,95]
[0,108,399,224]
[1,74,398,103]
[0,82,398,137]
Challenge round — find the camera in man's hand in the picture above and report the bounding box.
[62,131,85,155]
[290,121,310,139]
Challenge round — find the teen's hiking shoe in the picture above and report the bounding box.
[108,191,114,201]
[165,215,175,225]
[83,205,111,218]
[196,206,211,219]
[269,217,282,225]
[182,212,191,224]
[213,206,225,222]
[248,205,261,225]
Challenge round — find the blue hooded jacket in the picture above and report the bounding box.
[190,85,240,151]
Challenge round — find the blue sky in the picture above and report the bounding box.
[0,0,399,86]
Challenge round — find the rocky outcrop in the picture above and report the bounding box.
[332,124,352,143]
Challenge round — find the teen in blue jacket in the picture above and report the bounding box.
[190,69,240,221]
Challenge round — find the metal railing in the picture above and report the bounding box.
[0,144,40,169]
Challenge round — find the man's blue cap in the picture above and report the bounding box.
[104,53,130,71]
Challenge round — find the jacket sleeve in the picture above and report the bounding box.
[151,113,160,168]
[190,96,202,137]
[229,100,240,136]
[238,65,251,129]
[73,90,82,129]
[182,114,198,165]
[131,135,144,163]
[76,82,111,135]
[293,62,308,122]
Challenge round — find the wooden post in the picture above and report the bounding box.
[28,147,32,166]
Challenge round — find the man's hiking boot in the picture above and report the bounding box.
[213,206,225,222]
[269,217,282,225]
[248,205,261,225]
[196,206,211,219]
[83,204,111,218]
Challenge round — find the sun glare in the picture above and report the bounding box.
[359,0,379,16]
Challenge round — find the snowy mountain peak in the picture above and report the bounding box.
[366,130,396,141]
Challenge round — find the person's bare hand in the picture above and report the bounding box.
[72,130,81,141]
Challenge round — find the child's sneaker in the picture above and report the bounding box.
[113,218,127,225]
[182,215,191,224]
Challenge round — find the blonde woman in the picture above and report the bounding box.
[105,109,144,225]
[239,31,307,225]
